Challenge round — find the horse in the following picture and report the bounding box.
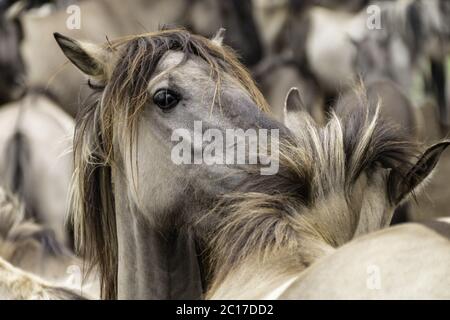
[3,0,261,117]
[206,88,449,299]
[0,91,74,246]
[336,81,425,224]
[54,29,449,299]
[279,218,450,299]
[54,27,274,300]
[0,185,99,299]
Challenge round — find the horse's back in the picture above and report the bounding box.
[280,219,450,299]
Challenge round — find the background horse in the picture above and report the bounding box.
[253,0,450,127]
[0,185,99,298]
[335,81,423,223]
[0,92,74,246]
[351,0,450,130]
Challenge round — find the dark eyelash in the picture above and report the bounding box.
[87,79,105,91]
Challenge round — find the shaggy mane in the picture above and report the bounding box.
[204,91,422,293]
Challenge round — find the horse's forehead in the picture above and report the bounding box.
[155,51,184,71]
[154,51,209,77]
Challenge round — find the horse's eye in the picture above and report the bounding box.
[153,89,180,111]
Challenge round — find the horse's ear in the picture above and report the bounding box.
[283,87,314,136]
[284,87,306,114]
[394,141,450,203]
[54,33,110,78]
[211,28,226,46]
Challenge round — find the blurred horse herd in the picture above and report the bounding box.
[0,0,449,299]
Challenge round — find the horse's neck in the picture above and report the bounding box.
[117,221,203,299]
[207,236,335,299]
[115,189,203,299]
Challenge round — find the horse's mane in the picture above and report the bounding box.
[204,89,422,292]
[70,28,271,299]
